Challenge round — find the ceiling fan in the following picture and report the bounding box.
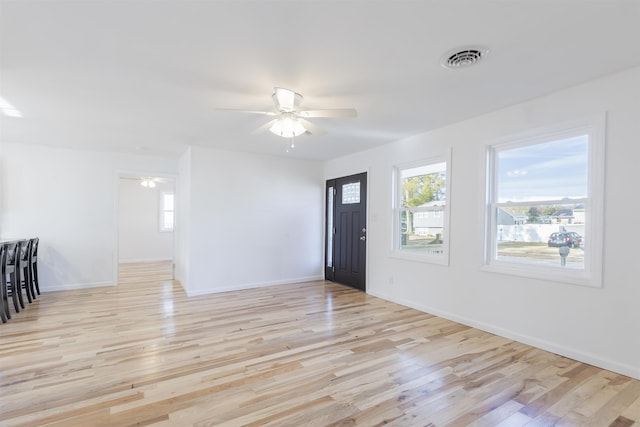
[120,176,172,188]
[217,87,357,139]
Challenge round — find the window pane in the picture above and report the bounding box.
[163,193,174,210]
[159,192,175,232]
[497,135,588,202]
[495,204,584,269]
[342,182,360,204]
[400,162,446,207]
[400,209,445,255]
[163,212,174,230]
[397,161,447,257]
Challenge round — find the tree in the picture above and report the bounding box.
[527,207,540,224]
[401,172,446,237]
[402,172,445,207]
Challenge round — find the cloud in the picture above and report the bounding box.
[497,135,588,202]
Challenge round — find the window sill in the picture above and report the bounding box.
[480,261,602,288]
[389,250,449,266]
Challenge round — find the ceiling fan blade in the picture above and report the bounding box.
[152,177,172,183]
[215,108,277,116]
[273,87,303,112]
[297,108,357,118]
[251,119,277,135]
[298,118,327,136]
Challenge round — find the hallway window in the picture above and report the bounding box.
[160,192,174,232]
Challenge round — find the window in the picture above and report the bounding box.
[160,192,174,232]
[484,114,605,287]
[393,152,451,264]
[342,182,360,204]
[326,185,334,268]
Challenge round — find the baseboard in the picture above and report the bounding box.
[185,275,325,297]
[42,281,115,292]
[367,289,640,381]
[119,258,173,264]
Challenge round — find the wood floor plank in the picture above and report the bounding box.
[1,264,639,426]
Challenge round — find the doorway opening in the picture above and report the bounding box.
[325,172,367,291]
[116,173,176,285]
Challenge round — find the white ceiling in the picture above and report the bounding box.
[2,1,640,161]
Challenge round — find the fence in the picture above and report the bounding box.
[497,224,585,243]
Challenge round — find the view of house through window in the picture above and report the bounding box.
[395,158,448,261]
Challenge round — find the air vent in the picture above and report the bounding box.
[441,47,488,69]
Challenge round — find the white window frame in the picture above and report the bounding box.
[159,191,175,232]
[391,151,451,265]
[482,114,606,287]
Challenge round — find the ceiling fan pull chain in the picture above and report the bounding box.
[285,135,295,153]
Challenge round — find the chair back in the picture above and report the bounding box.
[20,240,32,262]
[0,244,5,274]
[4,241,19,267]
[30,237,39,260]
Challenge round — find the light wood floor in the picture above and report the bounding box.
[118,260,173,285]
[1,269,639,426]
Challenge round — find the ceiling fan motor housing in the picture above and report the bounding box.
[272,87,304,112]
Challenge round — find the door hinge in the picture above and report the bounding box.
[332,267,335,273]
[333,188,337,196]
[333,227,336,235]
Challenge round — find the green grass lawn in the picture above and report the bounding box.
[401,238,584,266]
[497,241,583,264]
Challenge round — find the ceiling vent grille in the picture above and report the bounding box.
[442,47,488,69]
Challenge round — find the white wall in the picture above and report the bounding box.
[0,143,178,291]
[175,147,191,292]
[0,142,322,295]
[118,178,174,262]
[178,146,324,296]
[324,66,640,379]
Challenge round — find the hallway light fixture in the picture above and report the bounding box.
[140,177,156,188]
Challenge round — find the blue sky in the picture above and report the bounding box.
[497,135,588,202]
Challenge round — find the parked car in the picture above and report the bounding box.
[547,231,583,248]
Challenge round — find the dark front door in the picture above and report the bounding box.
[325,172,367,291]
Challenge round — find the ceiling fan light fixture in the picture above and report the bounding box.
[217,87,355,138]
[269,115,306,138]
[140,177,157,188]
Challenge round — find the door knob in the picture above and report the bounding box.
[360,236,366,241]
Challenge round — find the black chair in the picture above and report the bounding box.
[4,240,26,314]
[0,244,8,323]
[19,239,35,303]
[30,237,40,295]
